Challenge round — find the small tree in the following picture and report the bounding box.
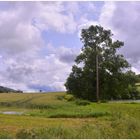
[65,25,138,101]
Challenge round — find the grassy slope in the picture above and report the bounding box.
[0,92,139,138]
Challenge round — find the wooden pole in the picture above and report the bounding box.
[96,52,99,102]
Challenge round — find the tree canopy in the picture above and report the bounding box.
[65,25,139,101]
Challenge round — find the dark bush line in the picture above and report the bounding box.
[48,112,110,118]
[26,104,56,109]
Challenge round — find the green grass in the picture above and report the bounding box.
[0,92,139,138]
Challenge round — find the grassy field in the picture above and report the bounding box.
[0,92,139,138]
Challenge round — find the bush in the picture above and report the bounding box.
[56,95,64,100]
[48,111,109,118]
[16,129,36,139]
[64,94,75,101]
[35,126,72,139]
[75,99,90,106]
[0,131,12,139]
[26,104,56,109]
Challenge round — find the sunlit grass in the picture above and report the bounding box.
[0,92,139,138]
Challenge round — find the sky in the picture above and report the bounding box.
[0,1,140,92]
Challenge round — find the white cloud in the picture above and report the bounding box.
[131,67,140,74]
[0,2,83,91]
[30,2,78,33]
[4,1,139,92]
[0,8,43,56]
[0,42,78,91]
[99,2,140,74]
[99,2,116,29]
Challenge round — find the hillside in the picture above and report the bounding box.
[0,86,22,93]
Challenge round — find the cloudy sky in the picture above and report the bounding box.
[0,1,140,92]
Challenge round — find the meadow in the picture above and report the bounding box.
[0,92,139,139]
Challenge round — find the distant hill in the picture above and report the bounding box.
[0,86,23,93]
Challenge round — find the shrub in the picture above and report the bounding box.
[75,99,90,106]
[26,104,56,109]
[48,111,109,118]
[0,131,12,139]
[35,126,72,139]
[16,129,36,139]
[56,95,64,100]
[64,94,75,101]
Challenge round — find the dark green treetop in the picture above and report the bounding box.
[65,25,138,101]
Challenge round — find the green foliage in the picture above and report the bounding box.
[135,83,140,98]
[75,99,91,105]
[16,129,37,139]
[34,126,72,139]
[48,111,109,118]
[136,74,140,83]
[64,94,75,101]
[0,131,12,139]
[56,95,64,100]
[65,25,139,101]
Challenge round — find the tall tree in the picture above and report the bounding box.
[65,25,138,101]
